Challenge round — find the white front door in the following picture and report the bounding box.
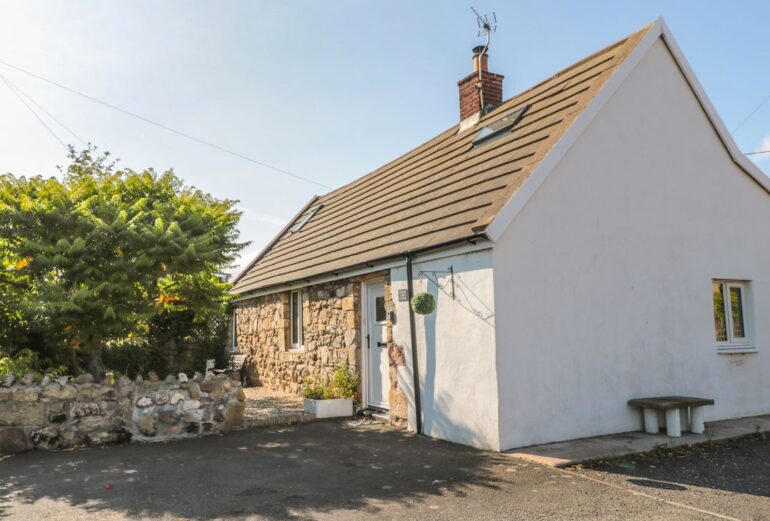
[366,283,389,409]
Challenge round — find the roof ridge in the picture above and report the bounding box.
[476,21,656,126]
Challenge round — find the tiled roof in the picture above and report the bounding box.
[232,23,653,294]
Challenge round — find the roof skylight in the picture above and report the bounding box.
[472,104,530,147]
[291,204,322,233]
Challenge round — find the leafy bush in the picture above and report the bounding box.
[0,146,245,377]
[332,361,358,399]
[0,147,245,378]
[0,349,39,378]
[303,384,335,400]
[0,349,70,379]
[101,342,167,380]
[102,309,230,379]
[303,361,358,400]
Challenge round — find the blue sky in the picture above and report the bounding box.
[1,1,768,273]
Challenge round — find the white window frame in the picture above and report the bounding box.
[290,290,304,350]
[231,309,239,353]
[713,279,754,352]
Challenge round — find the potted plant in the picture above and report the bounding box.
[411,291,436,315]
[303,362,357,419]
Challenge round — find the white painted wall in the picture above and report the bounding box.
[493,39,770,450]
[390,247,500,450]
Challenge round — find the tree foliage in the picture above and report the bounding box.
[0,147,246,376]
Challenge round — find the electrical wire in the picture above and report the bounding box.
[1,73,86,145]
[732,94,770,134]
[0,71,67,149]
[0,59,331,190]
[745,150,770,156]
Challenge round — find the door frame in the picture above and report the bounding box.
[361,277,388,410]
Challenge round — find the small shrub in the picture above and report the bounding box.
[332,361,358,399]
[303,361,359,400]
[46,365,70,378]
[102,341,166,379]
[101,310,230,378]
[0,349,40,378]
[303,384,334,400]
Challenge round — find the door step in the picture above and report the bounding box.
[362,408,390,424]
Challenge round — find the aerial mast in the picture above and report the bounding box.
[470,7,497,113]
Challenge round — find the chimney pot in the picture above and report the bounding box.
[472,46,488,73]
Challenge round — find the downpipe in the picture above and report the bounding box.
[405,255,423,435]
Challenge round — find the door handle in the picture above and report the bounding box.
[377,341,388,347]
[366,334,370,349]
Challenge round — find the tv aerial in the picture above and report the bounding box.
[471,7,497,48]
[470,7,498,113]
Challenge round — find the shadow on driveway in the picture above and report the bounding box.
[0,421,505,520]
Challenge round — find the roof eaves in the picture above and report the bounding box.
[232,232,490,298]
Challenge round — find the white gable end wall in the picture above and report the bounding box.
[492,38,770,450]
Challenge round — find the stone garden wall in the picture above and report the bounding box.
[0,372,244,454]
[234,278,363,395]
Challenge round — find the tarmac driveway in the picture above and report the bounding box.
[0,421,768,520]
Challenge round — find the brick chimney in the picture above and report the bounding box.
[458,45,504,121]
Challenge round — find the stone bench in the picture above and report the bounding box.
[628,396,714,437]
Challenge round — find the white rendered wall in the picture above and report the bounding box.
[390,247,500,450]
[493,40,770,450]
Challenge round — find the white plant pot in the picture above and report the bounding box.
[303,398,353,419]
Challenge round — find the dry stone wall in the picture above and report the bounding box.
[0,372,244,454]
[235,279,363,395]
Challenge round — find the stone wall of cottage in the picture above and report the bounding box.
[0,372,245,454]
[383,279,408,423]
[234,279,362,395]
[235,273,408,424]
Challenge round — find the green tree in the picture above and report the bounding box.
[0,147,246,377]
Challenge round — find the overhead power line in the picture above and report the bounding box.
[745,150,770,156]
[1,73,86,146]
[0,59,332,190]
[732,94,770,134]
[0,72,67,149]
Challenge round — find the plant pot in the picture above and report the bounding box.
[303,398,354,419]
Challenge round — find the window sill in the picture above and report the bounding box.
[717,346,757,354]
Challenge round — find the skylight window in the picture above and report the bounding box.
[291,204,322,233]
[472,104,530,147]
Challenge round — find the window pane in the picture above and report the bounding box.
[472,105,530,146]
[291,292,299,344]
[730,286,745,338]
[375,296,386,322]
[713,283,727,342]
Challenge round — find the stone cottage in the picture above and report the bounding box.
[232,18,770,451]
